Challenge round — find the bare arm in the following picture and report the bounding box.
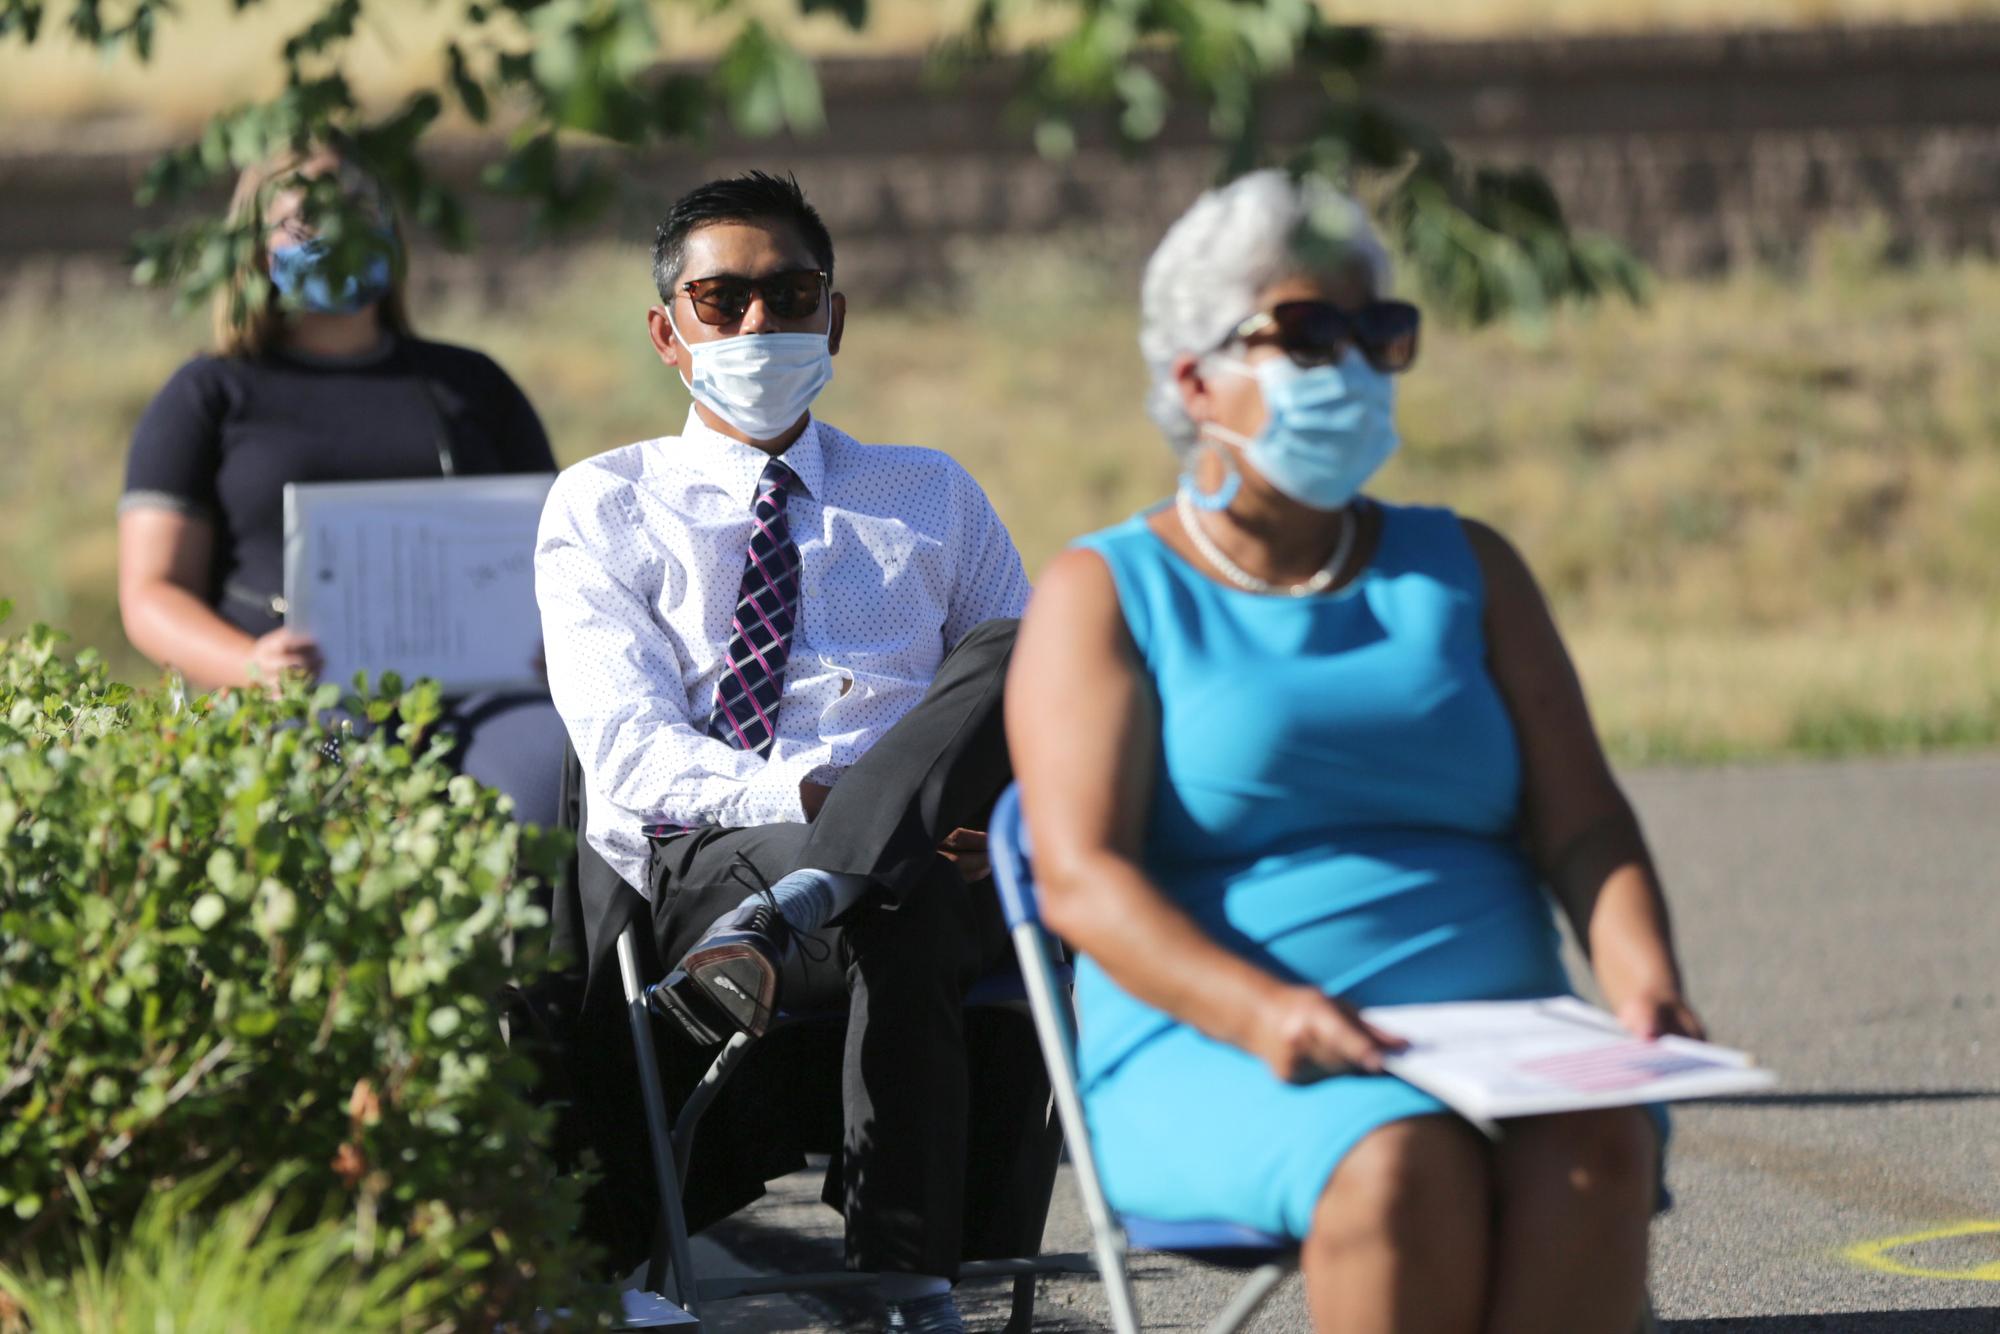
[1005,548,1401,1082]
[1463,518,1704,1040]
[117,507,320,691]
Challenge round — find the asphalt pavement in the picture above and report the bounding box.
[693,753,2000,1332]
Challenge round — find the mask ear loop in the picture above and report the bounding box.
[1181,350,1255,511]
[1180,436,1243,512]
[660,300,701,394]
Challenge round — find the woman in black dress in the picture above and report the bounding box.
[117,138,566,826]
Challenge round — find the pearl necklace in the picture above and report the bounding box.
[1174,486,1357,597]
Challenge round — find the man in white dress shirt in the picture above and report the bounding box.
[535,173,1036,1331]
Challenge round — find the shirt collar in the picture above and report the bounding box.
[674,407,826,505]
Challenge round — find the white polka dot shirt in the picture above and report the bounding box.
[535,409,1032,891]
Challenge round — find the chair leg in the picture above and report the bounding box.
[671,1030,752,1184]
[1008,927,1142,1334]
[618,927,703,1316]
[1002,1272,1037,1334]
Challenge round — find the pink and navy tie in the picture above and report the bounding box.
[707,457,799,756]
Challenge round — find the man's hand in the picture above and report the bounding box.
[1247,986,1407,1085]
[800,781,833,822]
[937,828,989,883]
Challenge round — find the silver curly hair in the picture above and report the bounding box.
[1139,169,1393,457]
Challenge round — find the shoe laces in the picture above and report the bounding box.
[724,852,830,965]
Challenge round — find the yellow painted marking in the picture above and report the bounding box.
[1842,1222,2000,1281]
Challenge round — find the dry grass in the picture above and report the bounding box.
[3,0,1997,143]
[1573,617,2000,761]
[3,225,1996,764]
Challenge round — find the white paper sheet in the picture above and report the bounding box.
[1362,996,1777,1128]
[283,475,556,695]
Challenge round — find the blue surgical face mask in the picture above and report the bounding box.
[664,304,834,441]
[268,226,398,316]
[1202,350,1400,511]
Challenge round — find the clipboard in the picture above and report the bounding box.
[283,474,557,696]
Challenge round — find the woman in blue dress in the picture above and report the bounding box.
[1005,169,1706,1333]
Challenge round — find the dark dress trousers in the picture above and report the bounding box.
[534,620,1060,1280]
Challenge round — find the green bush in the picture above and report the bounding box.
[0,1168,461,1333]
[0,607,601,1327]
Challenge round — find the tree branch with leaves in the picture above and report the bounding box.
[1,0,1642,319]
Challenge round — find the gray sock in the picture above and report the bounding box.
[763,867,869,935]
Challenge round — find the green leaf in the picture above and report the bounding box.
[288,963,323,1001]
[1114,65,1167,142]
[798,0,867,28]
[717,20,824,138]
[1032,117,1076,161]
[208,848,243,896]
[254,879,298,934]
[191,893,228,931]
[446,42,490,123]
[231,1007,280,1038]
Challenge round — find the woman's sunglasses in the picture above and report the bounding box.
[679,269,828,326]
[1225,299,1421,373]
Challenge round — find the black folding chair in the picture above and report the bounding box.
[612,918,1097,1327]
[548,746,1092,1330]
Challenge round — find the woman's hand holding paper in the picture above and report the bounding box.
[1250,985,1408,1085]
[1613,989,1708,1042]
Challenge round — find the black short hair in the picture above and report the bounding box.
[652,171,835,300]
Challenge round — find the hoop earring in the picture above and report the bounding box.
[1180,439,1242,512]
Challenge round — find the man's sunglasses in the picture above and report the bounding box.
[1225,299,1421,373]
[679,269,827,326]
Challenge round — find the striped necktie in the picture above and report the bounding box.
[707,457,799,757]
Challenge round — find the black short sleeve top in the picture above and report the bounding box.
[122,335,556,636]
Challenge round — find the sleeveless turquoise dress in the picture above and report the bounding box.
[1072,500,1578,1238]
